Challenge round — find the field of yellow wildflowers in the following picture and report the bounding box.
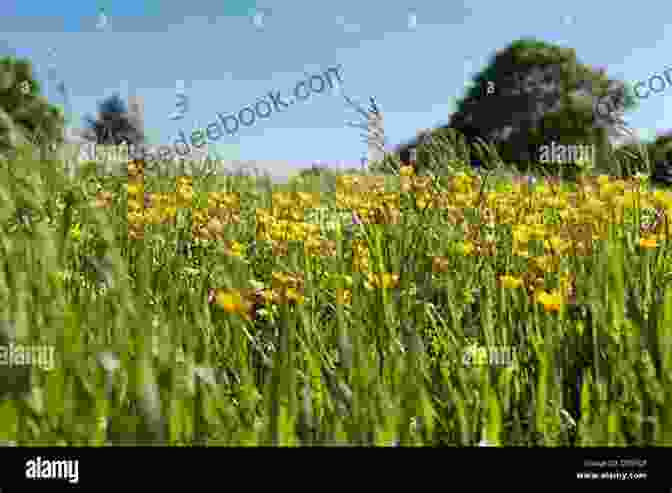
[0,145,670,446]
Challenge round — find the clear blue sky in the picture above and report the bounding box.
[1,0,671,181]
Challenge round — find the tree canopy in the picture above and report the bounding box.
[0,56,65,159]
[394,38,640,177]
[81,92,145,146]
[453,39,637,171]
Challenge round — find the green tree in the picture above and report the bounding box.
[81,92,145,147]
[448,38,638,176]
[0,56,65,160]
[646,131,672,185]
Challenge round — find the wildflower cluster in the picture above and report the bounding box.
[115,157,672,320]
[419,168,672,313]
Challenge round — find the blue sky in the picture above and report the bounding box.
[2,0,672,181]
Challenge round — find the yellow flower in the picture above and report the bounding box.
[499,275,523,289]
[283,287,304,304]
[528,224,547,240]
[177,189,194,207]
[93,191,114,208]
[365,272,399,290]
[288,222,306,241]
[639,237,658,249]
[127,211,145,225]
[127,160,144,177]
[258,289,277,304]
[452,173,474,194]
[296,192,318,208]
[512,226,530,245]
[127,198,143,215]
[215,289,252,320]
[224,240,244,257]
[416,191,432,209]
[400,165,415,177]
[126,182,143,197]
[336,288,352,305]
[303,238,322,255]
[272,271,292,286]
[535,290,563,313]
[143,208,163,225]
[162,206,177,220]
[176,176,192,188]
[583,197,606,217]
[544,236,572,254]
[457,241,475,256]
[652,190,672,209]
[532,255,557,273]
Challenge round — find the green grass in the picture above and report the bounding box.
[0,142,670,447]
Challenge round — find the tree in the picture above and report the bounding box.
[447,38,637,175]
[646,131,672,185]
[0,56,65,160]
[81,92,145,147]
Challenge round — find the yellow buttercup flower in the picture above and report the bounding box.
[224,240,244,258]
[400,165,415,177]
[639,237,658,249]
[215,289,252,320]
[336,288,352,305]
[283,287,305,304]
[544,236,572,254]
[535,290,563,313]
[457,241,475,256]
[499,275,523,289]
[125,180,144,196]
[597,175,610,187]
[365,272,399,290]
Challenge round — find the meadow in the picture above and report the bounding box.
[0,141,670,447]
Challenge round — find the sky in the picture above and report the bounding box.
[1,0,672,182]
